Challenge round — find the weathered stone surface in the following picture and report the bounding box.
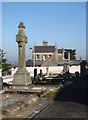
[13,68,31,86]
[12,22,31,87]
[2,93,39,118]
[18,22,26,29]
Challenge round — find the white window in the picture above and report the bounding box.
[48,55,52,58]
[43,55,46,60]
[36,55,40,60]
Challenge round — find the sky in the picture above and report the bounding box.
[1,0,87,2]
[1,2,86,64]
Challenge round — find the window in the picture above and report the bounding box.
[48,55,51,58]
[36,55,40,60]
[43,55,46,60]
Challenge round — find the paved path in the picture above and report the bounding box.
[34,76,88,118]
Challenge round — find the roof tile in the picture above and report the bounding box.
[34,46,55,53]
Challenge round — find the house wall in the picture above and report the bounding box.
[58,54,63,61]
[32,52,64,65]
[33,53,54,61]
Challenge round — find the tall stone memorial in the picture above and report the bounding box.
[12,22,31,88]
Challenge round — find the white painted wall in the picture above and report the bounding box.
[2,65,80,84]
[49,66,63,74]
[3,77,13,84]
[69,65,80,73]
[10,66,64,76]
[10,65,80,77]
[11,68,18,76]
[26,67,47,76]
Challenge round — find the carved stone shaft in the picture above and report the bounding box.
[12,22,31,87]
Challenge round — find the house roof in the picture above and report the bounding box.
[34,46,55,53]
[34,46,63,54]
[58,49,63,53]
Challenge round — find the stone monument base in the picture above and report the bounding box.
[12,68,31,88]
[11,85,31,90]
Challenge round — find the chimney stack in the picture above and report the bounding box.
[43,41,48,46]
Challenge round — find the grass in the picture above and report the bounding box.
[42,90,57,99]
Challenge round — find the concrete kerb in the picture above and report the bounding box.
[27,85,62,119]
[27,98,54,119]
